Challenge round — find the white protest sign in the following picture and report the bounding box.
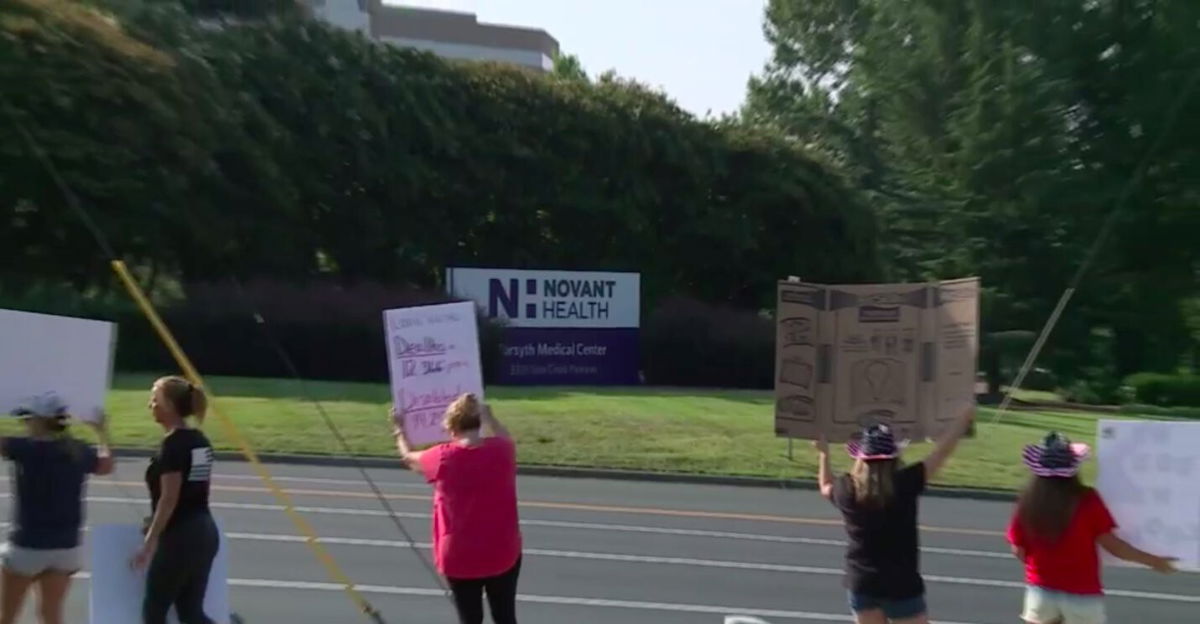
[383,301,484,446]
[0,309,116,424]
[89,523,231,624]
[1096,420,1200,571]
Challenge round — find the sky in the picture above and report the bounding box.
[386,0,774,119]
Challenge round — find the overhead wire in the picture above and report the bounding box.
[990,64,1200,422]
[1,98,149,528]
[224,279,455,605]
[4,1,457,614]
[1,91,386,623]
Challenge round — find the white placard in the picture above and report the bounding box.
[1096,420,1200,571]
[383,301,484,446]
[446,267,641,329]
[0,309,116,423]
[89,523,230,624]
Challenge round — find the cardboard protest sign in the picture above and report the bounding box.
[0,309,116,424]
[774,278,979,442]
[90,523,231,624]
[383,301,485,446]
[1096,420,1200,571]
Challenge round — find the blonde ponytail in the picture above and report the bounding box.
[852,459,898,508]
[156,376,207,423]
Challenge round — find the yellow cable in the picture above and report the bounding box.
[110,260,382,621]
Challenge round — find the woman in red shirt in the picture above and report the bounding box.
[392,393,522,624]
[1007,432,1177,624]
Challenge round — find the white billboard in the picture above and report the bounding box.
[446,268,640,329]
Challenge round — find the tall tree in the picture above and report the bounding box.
[746,0,1200,386]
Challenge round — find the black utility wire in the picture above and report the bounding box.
[1,93,384,623]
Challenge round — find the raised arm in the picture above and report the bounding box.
[1097,533,1177,573]
[390,406,424,471]
[481,403,510,440]
[922,404,975,480]
[813,435,833,499]
[87,410,115,476]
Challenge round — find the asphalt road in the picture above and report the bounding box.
[1,459,1195,623]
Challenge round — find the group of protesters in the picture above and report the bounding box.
[2,376,216,624]
[0,376,1180,624]
[813,408,1177,624]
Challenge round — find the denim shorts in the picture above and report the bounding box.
[1022,585,1106,624]
[848,592,927,619]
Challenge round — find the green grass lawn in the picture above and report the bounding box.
[6,373,1180,491]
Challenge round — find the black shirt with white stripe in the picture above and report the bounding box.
[145,428,214,530]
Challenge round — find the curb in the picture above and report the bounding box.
[113,448,1017,502]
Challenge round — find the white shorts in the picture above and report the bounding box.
[0,543,82,577]
[1022,585,1106,624]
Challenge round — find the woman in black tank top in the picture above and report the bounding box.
[130,376,218,624]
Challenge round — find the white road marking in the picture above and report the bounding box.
[4,504,1185,607]
[208,530,1200,604]
[23,493,1011,560]
[213,474,427,489]
[66,572,981,623]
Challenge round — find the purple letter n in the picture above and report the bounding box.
[488,279,519,318]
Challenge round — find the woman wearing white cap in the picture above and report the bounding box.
[1007,432,1176,624]
[0,392,113,624]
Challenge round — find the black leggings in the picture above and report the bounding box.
[446,557,522,624]
[143,513,219,624]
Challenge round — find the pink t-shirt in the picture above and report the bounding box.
[419,436,522,579]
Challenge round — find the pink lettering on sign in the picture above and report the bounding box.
[393,336,448,359]
[384,302,484,446]
[404,387,464,412]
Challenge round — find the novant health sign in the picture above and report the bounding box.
[445,267,640,385]
[383,301,485,446]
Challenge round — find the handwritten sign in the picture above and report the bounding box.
[1096,420,1200,571]
[0,309,116,424]
[383,301,484,446]
[774,278,979,442]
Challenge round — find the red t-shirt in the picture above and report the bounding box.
[419,436,522,579]
[1006,489,1117,595]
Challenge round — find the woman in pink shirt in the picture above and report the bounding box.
[392,393,522,624]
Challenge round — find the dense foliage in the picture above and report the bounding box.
[747,0,1200,396]
[1,0,877,316]
[6,0,1197,396]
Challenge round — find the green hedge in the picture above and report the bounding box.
[1,0,879,312]
[1124,373,1200,407]
[641,297,773,389]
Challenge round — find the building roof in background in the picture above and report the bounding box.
[368,3,559,59]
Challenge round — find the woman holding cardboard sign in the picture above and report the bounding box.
[130,376,219,624]
[1007,432,1176,624]
[0,392,113,624]
[392,393,523,624]
[814,406,974,624]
